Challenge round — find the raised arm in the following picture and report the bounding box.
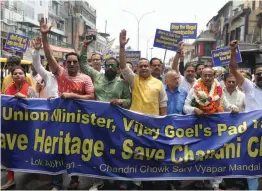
[79,40,99,80]
[31,37,48,82]
[40,18,59,74]
[119,29,129,69]
[172,41,184,74]
[229,40,245,86]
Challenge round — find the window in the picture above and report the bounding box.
[236,27,241,41]
[252,0,256,10]
[52,2,58,15]
[230,30,235,42]
[204,43,212,56]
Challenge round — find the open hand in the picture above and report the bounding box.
[40,17,52,35]
[32,36,42,50]
[119,29,129,48]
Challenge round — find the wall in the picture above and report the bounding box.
[95,35,107,54]
[244,0,261,9]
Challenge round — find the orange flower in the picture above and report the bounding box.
[196,80,224,114]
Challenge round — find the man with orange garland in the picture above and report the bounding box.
[183,66,239,190]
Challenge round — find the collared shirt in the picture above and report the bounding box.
[242,79,262,112]
[165,86,187,115]
[183,84,234,114]
[121,67,167,116]
[79,53,131,109]
[32,50,58,98]
[179,75,196,93]
[223,88,245,112]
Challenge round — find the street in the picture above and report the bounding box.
[1,171,93,190]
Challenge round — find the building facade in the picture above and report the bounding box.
[0,0,104,61]
[206,0,262,71]
[191,30,216,65]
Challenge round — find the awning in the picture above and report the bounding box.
[1,50,13,58]
[49,45,75,53]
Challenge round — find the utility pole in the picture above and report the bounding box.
[150,47,153,59]
[122,10,155,50]
[105,20,107,34]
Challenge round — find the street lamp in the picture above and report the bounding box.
[150,47,154,59]
[122,10,155,50]
[146,37,154,59]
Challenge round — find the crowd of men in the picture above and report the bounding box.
[1,18,262,190]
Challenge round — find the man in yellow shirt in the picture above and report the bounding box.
[119,29,167,116]
[1,55,34,94]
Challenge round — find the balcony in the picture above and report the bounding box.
[25,31,73,49]
[48,6,64,21]
[255,7,262,16]
[48,38,73,49]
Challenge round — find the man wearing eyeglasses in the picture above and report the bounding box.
[80,41,131,107]
[40,18,95,101]
[172,42,197,93]
[40,18,95,190]
[229,40,262,190]
[119,30,167,116]
[79,40,131,190]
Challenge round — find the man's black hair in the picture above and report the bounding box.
[255,65,262,73]
[65,52,80,61]
[104,57,120,67]
[150,57,162,65]
[184,63,196,71]
[7,55,21,66]
[138,58,149,63]
[223,72,234,81]
[91,52,103,61]
[195,63,204,70]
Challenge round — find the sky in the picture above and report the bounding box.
[88,0,229,62]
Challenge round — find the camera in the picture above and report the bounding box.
[86,35,96,41]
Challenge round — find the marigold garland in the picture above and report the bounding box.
[193,79,224,114]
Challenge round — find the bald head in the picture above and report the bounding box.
[201,67,215,88]
[165,70,180,90]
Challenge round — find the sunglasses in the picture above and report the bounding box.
[255,73,262,77]
[67,60,78,64]
[105,63,118,69]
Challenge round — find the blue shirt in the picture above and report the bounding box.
[165,85,188,115]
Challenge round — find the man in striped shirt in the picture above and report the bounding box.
[40,17,95,190]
